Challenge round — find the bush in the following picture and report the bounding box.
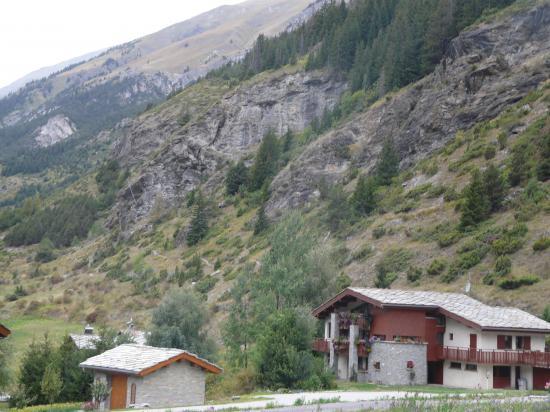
[427,259,447,276]
[437,230,461,248]
[484,145,496,160]
[491,237,524,255]
[494,256,512,277]
[194,276,219,295]
[406,266,422,283]
[372,226,386,239]
[498,275,540,290]
[374,248,412,288]
[442,264,463,283]
[533,237,550,251]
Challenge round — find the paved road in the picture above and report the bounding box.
[139,392,550,412]
[142,391,432,411]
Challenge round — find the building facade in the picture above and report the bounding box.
[80,344,222,409]
[312,288,550,390]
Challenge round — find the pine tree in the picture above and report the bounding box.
[508,141,531,186]
[461,169,491,228]
[376,139,399,185]
[249,131,281,191]
[483,164,506,212]
[225,161,248,195]
[41,363,62,404]
[254,204,269,235]
[186,191,209,246]
[351,175,377,215]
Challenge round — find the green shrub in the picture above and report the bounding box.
[497,132,507,149]
[532,237,550,251]
[484,145,496,160]
[438,230,461,248]
[491,237,524,255]
[195,276,219,295]
[443,187,460,202]
[427,259,446,276]
[442,264,463,283]
[374,248,412,288]
[372,226,386,239]
[494,256,512,277]
[406,266,422,283]
[498,275,540,290]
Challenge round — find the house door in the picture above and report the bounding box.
[493,366,511,389]
[469,334,477,360]
[533,367,550,390]
[110,374,128,410]
[427,361,443,384]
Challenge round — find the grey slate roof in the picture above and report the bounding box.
[70,333,100,350]
[80,344,220,375]
[348,288,550,331]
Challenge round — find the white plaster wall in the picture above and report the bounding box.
[481,332,545,351]
[443,319,477,347]
[443,361,493,389]
[126,361,206,408]
[444,318,546,351]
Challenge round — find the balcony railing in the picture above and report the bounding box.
[312,338,330,353]
[439,346,550,368]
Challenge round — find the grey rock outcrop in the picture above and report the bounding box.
[111,70,346,230]
[34,115,76,147]
[268,2,550,213]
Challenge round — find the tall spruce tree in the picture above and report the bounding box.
[254,204,269,235]
[186,191,209,246]
[461,169,491,228]
[225,161,248,195]
[351,175,377,215]
[249,131,281,191]
[376,139,399,185]
[483,164,506,212]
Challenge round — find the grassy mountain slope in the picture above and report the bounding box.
[0,0,549,357]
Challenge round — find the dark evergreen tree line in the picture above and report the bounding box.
[210,0,513,96]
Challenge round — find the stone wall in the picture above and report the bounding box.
[127,360,206,408]
[367,341,427,386]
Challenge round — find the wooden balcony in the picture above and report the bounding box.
[439,346,550,368]
[312,338,330,353]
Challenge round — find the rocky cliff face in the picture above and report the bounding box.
[111,70,346,231]
[267,3,550,213]
[34,115,76,147]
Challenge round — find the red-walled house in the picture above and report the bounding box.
[312,288,550,390]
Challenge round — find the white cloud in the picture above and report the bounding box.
[0,0,244,88]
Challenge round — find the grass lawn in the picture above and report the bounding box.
[3,316,82,372]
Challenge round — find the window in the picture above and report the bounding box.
[450,362,461,370]
[437,332,444,345]
[516,336,531,350]
[465,364,478,372]
[130,383,136,404]
[449,333,454,341]
[374,362,381,370]
[497,335,512,349]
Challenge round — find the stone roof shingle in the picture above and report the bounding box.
[80,344,222,375]
[343,288,550,331]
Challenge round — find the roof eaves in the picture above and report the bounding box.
[79,364,140,376]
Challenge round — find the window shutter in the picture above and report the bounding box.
[497,335,505,349]
[524,336,531,350]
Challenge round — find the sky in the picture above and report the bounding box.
[0,0,244,88]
